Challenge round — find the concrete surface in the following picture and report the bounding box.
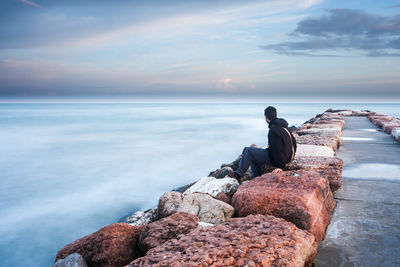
[315,117,400,267]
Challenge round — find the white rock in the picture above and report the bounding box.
[183,176,239,197]
[336,110,353,116]
[53,253,88,267]
[126,208,157,226]
[181,193,235,224]
[198,222,214,228]
[157,192,235,224]
[392,128,400,140]
[295,144,335,158]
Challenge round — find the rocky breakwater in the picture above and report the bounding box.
[368,112,400,144]
[54,109,372,267]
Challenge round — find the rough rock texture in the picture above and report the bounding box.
[53,253,88,267]
[183,176,239,197]
[55,223,142,267]
[157,191,183,219]
[157,191,235,224]
[127,215,317,267]
[208,166,234,178]
[287,156,343,192]
[295,144,335,157]
[294,134,340,152]
[138,212,198,254]
[126,208,157,226]
[214,192,231,204]
[231,171,336,242]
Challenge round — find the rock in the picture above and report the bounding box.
[157,191,183,219]
[296,127,342,137]
[382,121,400,134]
[295,144,335,157]
[392,128,400,141]
[287,156,343,192]
[294,134,340,152]
[368,115,395,128]
[53,253,88,267]
[157,192,235,224]
[220,154,242,170]
[208,166,234,178]
[231,170,336,242]
[351,110,371,116]
[126,208,157,226]
[183,176,239,197]
[214,192,231,204]
[127,215,317,267]
[299,122,344,131]
[198,222,214,228]
[55,223,142,267]
[335,110,353,116]
[172,182,196,193]
[138,212,198,254]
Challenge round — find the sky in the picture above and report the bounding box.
[0,0,400,101]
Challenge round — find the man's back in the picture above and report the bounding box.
[268,118,297,169]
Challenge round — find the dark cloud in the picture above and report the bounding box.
[262,9,400,57]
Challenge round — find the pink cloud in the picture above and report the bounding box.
[19,0,42,9]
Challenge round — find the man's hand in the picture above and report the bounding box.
[271,168,283,174]
[250,144,258,148]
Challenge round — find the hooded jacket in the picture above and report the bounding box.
[267,118,297,169]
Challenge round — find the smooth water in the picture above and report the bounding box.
[0,102,399,267]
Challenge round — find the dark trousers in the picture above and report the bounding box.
[235,147,273,178]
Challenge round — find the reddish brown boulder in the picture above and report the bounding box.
[287,156,343,192]
[231,170,336,242]
[368,115,394,128]
[383,123,400,134]
[56,223,142,267]
[138,212,198,254]
[214,192,231,204]
[127,215,317,267]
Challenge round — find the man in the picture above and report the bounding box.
[229,106,296,182]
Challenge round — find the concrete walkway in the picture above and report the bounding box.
[315,117,400,266]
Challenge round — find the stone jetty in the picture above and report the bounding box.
[54,109,399,267]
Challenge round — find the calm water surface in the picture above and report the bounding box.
[0,102,399,267]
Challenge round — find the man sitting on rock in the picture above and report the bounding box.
[229,106,296,182]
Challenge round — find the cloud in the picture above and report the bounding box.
[262,9,400,57]
[0,0,322,49]
[19,0,41,9]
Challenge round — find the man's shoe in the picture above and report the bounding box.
[227,170,241,183]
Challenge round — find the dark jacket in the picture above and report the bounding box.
[267,118,297,169]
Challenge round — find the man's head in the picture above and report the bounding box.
[264,106,277,123]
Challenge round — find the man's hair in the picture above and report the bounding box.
[264,106,277,120]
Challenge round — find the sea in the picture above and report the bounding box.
[0,102,399,267]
